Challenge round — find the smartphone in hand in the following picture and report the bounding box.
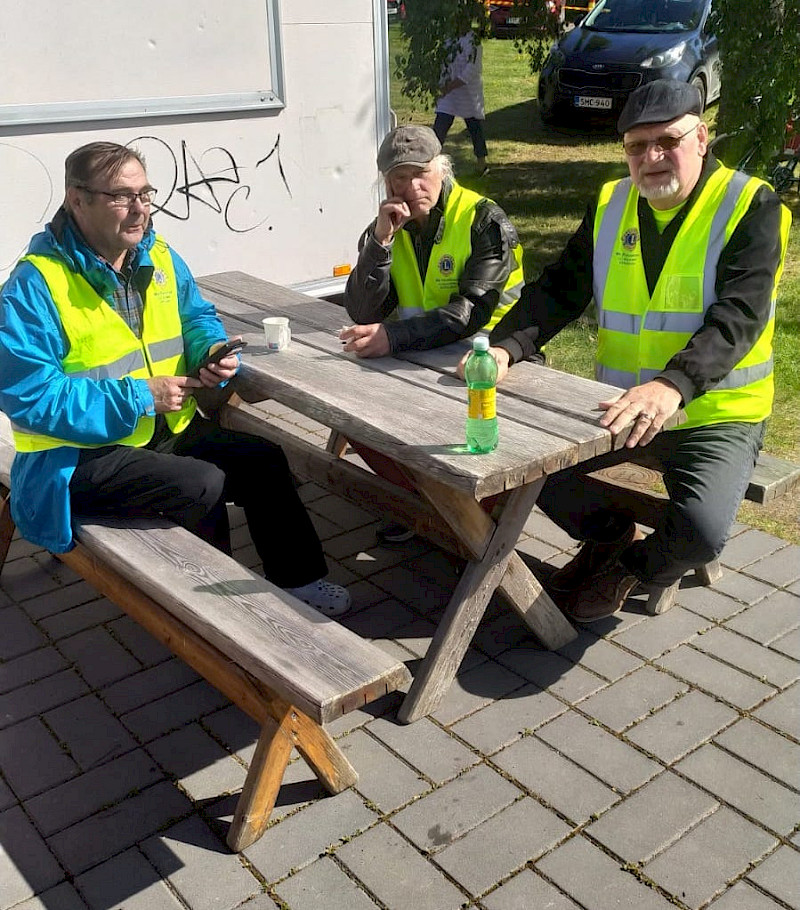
[191,339,247,377]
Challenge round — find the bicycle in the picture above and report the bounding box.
[769,112,800,195]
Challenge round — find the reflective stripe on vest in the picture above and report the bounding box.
[592,166,790,428]
[12,237,196,452]
[391,181,524,331]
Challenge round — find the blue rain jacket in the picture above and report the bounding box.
[0,212,227,552]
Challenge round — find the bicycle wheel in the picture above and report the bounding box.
[770,153,800,194]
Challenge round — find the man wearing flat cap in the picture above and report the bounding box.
[340,124,524,358]
[483,78,791,622]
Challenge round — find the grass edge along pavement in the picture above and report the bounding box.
[388,24,799,544]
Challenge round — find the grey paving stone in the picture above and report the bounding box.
[308,493,377,531]
[676,584,754,620]
[106,614,173,667]
[431,659,527,726]
[390,616,439,659]
[58,626,142,688]
[711,880,792,910]
[720,529,786,570]
[25,748,164,836]
[120,679,231,742]
[625,689,738,764]
[771,627,800,661]
[536,835,675,910]
[676,744,800,835]
[493,735,620,823]
[337,822,466,910]
[200,703,260,766]
[338,728,429,812]
[657,646,775,709]
[0,646,68,695]
[74,848,183,910]
[449,683,567,755]
[45,694,138,770]
[145,723,247,802]
[578,665,687,733]
[643,807,777,908]
[141,816,261,910]
[692,626,800,689]
[434,796,571,896]
[13,883,88,910]
[367,716,478,783]
[716,718,800,790]
[243,789,376,883]
[0,716,77,799]
[0,805,64,908]
[524,509,576,549]
[37,598,122,640]
[392,763,520,852]
[496,644,607,704]
[19,581,99,621]
[713,571,776,606]
[482,869,582,910]
[0,557,64,602]
[0,669,88,731]
[587,770,718,863]
[537,710,662,793]
[0,606,46,660]
[609,606,713,659]
[753,682,800,738]
[471,612,531,656]
[744,545,800,587]
[515,534,561,563]
[725,590,800,645]
[341,599,418,641]
[748,845,800,908]
[46,780,193,875]
[558,632,643,682]
[274,857,380,910]
[0,776,16,812]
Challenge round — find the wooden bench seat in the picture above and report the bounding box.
[587,451,800,613]
[0,417,410,852]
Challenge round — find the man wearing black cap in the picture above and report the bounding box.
[483,79,791,622]
[340,125,524,359]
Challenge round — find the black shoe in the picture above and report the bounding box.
[548,522,641,593]
[376,521,415,544]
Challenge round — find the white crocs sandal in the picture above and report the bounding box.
[286,579,352,617]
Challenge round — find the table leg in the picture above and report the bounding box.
[398,482,546,724]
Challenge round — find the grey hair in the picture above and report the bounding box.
[64,142,147,192]
[432,153,454,182]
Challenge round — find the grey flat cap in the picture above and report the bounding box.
[618,79,703,134]
[377,125,441,173]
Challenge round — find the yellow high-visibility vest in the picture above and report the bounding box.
[12,236,196,452]
[592,166,791,428]
[391,181,524,331]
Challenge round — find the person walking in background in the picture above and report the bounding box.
[433,29,489,176]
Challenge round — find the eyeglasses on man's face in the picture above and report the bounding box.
[79,186,158,207]
[623,123,699,158]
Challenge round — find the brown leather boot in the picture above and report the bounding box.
[548,521,641,593]
[565,560,641,622]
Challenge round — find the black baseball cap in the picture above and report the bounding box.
[618,79,704,134]
[377,126,441,174]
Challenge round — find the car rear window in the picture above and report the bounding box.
[583,0,705,33]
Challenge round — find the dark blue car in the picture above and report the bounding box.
[538,0,720,124]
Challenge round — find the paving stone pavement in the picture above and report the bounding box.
[1,402,799,910]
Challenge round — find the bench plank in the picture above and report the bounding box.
[73,517,410,724]
[749,452,800,504]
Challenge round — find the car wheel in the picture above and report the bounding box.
[538,83,562,125]
[690,74,707,111]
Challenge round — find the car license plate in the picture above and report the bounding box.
[575,96,612,109]
[507,16,521,23]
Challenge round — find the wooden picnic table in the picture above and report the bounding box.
[197,271,663,723]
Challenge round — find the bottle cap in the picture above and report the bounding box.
[472,335,489,352]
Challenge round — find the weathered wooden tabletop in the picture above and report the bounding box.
[196,271,656,721]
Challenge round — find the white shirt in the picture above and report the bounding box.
[435,32,485,121]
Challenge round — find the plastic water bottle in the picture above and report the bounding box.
[465,336,499,453]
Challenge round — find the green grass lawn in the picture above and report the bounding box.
[390,25,799,542]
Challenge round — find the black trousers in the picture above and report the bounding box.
[536,421,765,587]
[433,112,488,160]
[69,415,328,588]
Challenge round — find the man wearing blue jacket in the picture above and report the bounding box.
[0,141,349,616]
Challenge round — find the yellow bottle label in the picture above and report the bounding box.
[468,387,496,420]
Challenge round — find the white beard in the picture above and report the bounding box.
[636,173,681,201]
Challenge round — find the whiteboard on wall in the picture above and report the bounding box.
[0,0,284,125]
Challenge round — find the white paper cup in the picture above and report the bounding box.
[262,316,290,352]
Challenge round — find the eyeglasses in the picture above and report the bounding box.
[623,124,699,157]
[78,187,158,207]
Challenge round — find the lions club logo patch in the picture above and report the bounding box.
[438,254,455,275]
[153,268,167,286]
[621,228,639,251]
